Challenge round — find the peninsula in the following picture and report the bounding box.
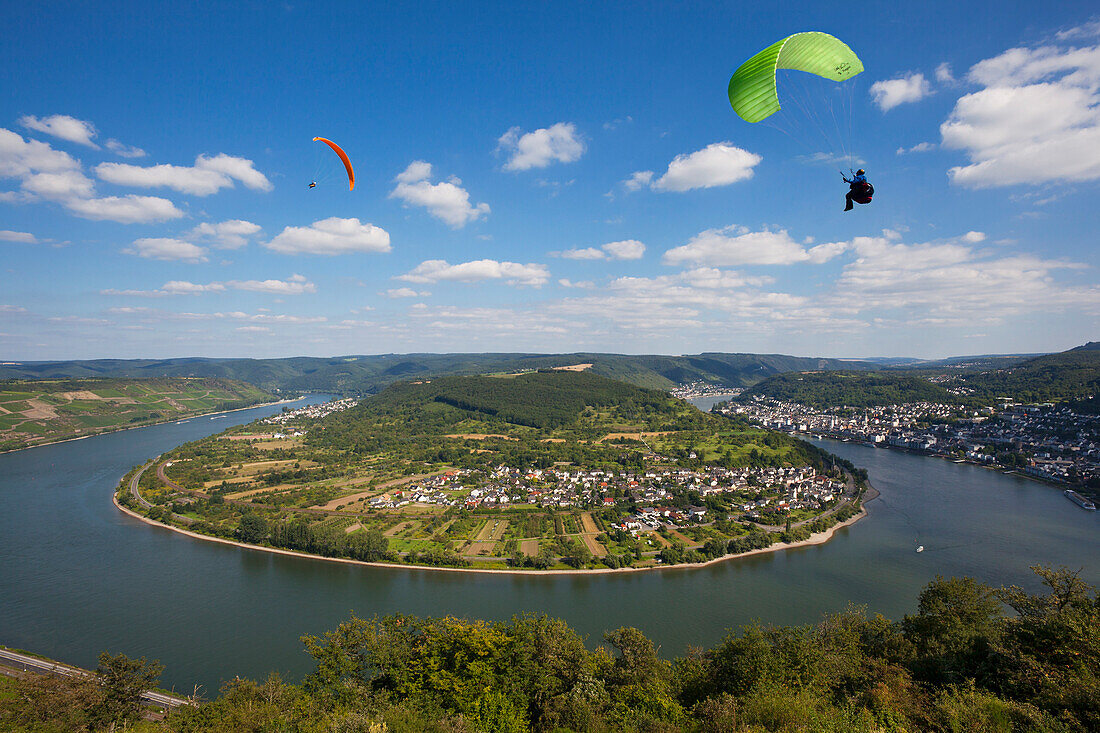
[116,370,868,572]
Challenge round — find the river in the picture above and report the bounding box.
[2,395,1096,697]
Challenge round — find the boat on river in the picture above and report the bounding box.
[1064,489,1097,511]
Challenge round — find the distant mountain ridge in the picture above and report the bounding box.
[2,345,1089,401]
[0,352,883,395]
[741,342,1098,407]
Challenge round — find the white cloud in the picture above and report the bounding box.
[21,169,96,199]
[603,116,633,130]
[796,151,866,167]
[66,195,183,223]
[386,287,428,298]
[396,161,432,183]
[19,114,99,148]
[0,128,184,223]
[227,274,316,295]
[265,217,391,255]
[102,281,226,297]
[662,226,848,267]
[122,237,208,262]
[558,279,595,289]
[870,73,933,111]
[558,240,645,261]
[96,153,272,196]
[103,277,312,297]
[622,170,654,191]
[650,142,762,192]
[498,122,585,171]
[163,281,226,294]
[560,247,606,260]
[406,304,571,339]
[935,62,955,83]
[942,36,1100,186]
[105,139,146,158]
[399,259,550,287]
[601,239,646,260]
[1056,20,1100,41]
[190,219,261,249]
[236,326,272,333]
[831,234,1097,317]
[897,142,936,154]
[169,310,327,325]
[194,153,273,191]
[0,128,82,177]
[0,230,37,243]
[389,161,489,228]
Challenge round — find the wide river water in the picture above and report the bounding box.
[2,395,1097,696]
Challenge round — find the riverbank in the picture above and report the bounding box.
[1,398,302,455]
[113,486,876,576]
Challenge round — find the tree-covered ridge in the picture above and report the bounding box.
[956,342,1100,403]
[739,371,964,409]
[327,370,702,433]
[3,566,1097,732]
[0,377,275,452]
[740,344,1100,408]
[0,351,882,395]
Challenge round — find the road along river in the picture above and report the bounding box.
[2,395,1096,696]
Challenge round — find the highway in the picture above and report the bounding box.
[0,647,193,708]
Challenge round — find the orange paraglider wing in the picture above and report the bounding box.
[312,137,354,190]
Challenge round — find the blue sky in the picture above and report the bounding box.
[2,0,1098,360]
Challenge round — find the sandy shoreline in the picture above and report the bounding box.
[2,398,302,455]
[112,485,877,576]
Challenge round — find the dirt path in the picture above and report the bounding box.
[579,533,605,557]
[384,521,418,537]
[23,400,57,419]
[665,527,696,546]
[474,519,508,541]
[645,530,671,548]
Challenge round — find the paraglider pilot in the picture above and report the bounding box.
[309,181,316,189]
[843,169,872,211]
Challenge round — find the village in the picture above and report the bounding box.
[719,396,1100,489]
[262,397,359,427]
[359,463,849,534]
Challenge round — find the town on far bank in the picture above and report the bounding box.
[719,395,1099,502]
[116,371,868,571]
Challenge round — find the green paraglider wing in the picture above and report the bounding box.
[728,32,863,123]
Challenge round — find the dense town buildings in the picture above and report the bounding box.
[718,397,1100,489]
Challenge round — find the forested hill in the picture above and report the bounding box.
[955,341,1100,403]
[741,342,1099,408]
[312,370,711,449]
[740,371,963,409]
[0,351,879,395]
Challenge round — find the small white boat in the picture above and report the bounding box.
[916,545,924,553]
